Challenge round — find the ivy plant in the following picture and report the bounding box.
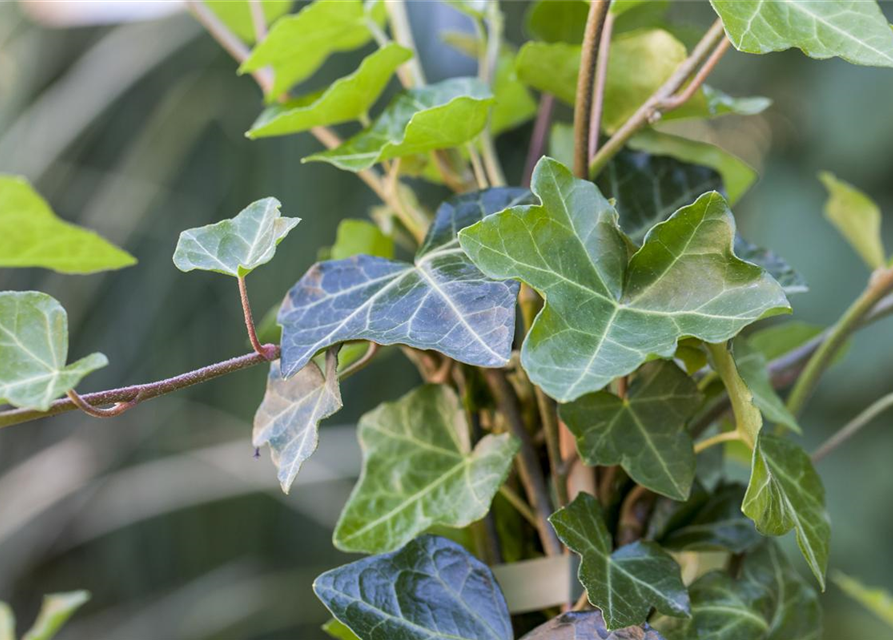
[4,0,893,638]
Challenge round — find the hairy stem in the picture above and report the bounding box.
[588,11,615,159]
[573,0,611,178]
[523,94,555,187]
[239,276,276,360]
[66,389,141,418]
[812,391,893,463]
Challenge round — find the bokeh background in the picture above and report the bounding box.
[1,1,892,638]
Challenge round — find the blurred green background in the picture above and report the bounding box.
[0,1,891,638]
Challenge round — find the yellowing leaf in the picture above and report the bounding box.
[819,171,886,270]
[205,0,292,44]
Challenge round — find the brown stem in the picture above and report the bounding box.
[617,485,654,546]
[658,37,730,111]
[66,389,141,418]
[523,94,555,187]
[535,388,569,507]
[588,12,615,160]
[239,276,276,360]
[573,0,611,178]
[338,343,380,381]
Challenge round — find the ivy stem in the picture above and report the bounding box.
[693,429,741,454]
[617,485,654,545]
[385,0,425,86]
[498,485,539,529]
[706,342,761,449]
[658,37,731,111]
[522,94,554,187]
[476,4,507,187]
[572,0,611,178]
[65,389,141,419]
[467,143,490,189]
[239,276,276,360]
[338,343,380,381]
[812,391,893,463]
[786,266,893,417]
[247,0,267,42]
[588,10,615,160]
[535,389,569,508]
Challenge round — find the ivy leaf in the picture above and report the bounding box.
[833,571,893,630]
[330,219,394,260]
[560,361,702,501]
[521,610,665,640]
[240,0,385,99]
[304,78,494,172]
[819,171,886,270]
[322,619,360,640]
[253,351,342,494]
[172,198,298,278]
[247,44,411,139]
[660,483,762,554]
[734,237,808,296]
[743,433,831,588]
[1,602,12,640]
[734,338,801,434]
[459,158,790,402]
[314,535,513,640]
[524,0,589,44]
[748,321,824,362]
[550,492,690,629]
[710,0,893,68]
[205,0,292,44]
[0,175,135,274]
[21,591,90,640]
[333,384,518,553]
[279,188,532,377]
[0,292,107,411]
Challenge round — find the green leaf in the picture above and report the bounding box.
[660,483,762,554]
[743,433,831,588]
[521,610,665,640]
[322,619,360,640]
[21,591,90,640]
[205,0,292,44]
[253,351,342,494]
[748,321,824,362]
[316,535,513,640]
[550,492,690,629]
[734,338,801,434]
[710,0,893,67]
[459,157,790,402]
[0,603,13,640]
[279,188,533,377]
[304,78,494,172]
[560,361,702,501]
[0,175,136,274]
[819,171,886,270]
[172,197,298,278]
[734,236,808,296]
[330,219,394,260]
[0,292,107,411]
[515,41,579,103]
[833,571,893,630]
[247,44,411,138]
[333,384,518,553]
[524,0,588,44]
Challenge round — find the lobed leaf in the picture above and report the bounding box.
[560,361,702,501]
[21,591,90,640]
[279,188,533,377]
[205,0,292,44]
[0,175,135,274]
[832,571,893,630]
[314,535,513,640]
[660,483,762,554]
[0,292,107,411]
[520,610,665,640]
[333,384,518,554]
[819,171,886,270]
[459,157,790,402]
[550,492,690,630]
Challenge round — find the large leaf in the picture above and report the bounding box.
[173,198,298,278]
[253,351,342,494]
[240,0,385,99]
[521,610,665,640]
[710,0,893,68]
[279,188,532,378]
[459,157,790,402]
[21,591,90,640]
[314,534,513,640]
[833,571,893,630]
[333,384,518,553]
[205,0,292,44]
[734,337,801,433]
[0,292,107,411]
[819,171,886,270]
[560,361,702,501]
[304,78,494,172]
[550,492,690,629]
[660,483,762,554]
[247,44,411,139]
[743,433,831,588]
[0,175,135,274]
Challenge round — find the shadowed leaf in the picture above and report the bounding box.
[660,483,762,553]
[734,237,808,295]
[521,610,665,639]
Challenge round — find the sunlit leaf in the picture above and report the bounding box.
[315,535,513,640]
[0,175,135,274]
[660,483,762,553]
[1,602,12,640]
[524,0,588,43]
[205,0,292,44]
[459,157,790,402]
[173,197,298,278]
[304,78,494,172]
[247,44,411,138]
[333,384,518,553]
[521,610,665,640]
[734,338,801,434]
[21,591,90,640]
[710,0,893,67]
[819,171,886,270]
[743,433,831,588]
[561,361,702,501]
[279,188,532,377]
[0,292,107,411]
[550,492,690,629]
[515,41,579,103]
[322,618,360,640]
[833,571,893,630]
[330,219,394,261]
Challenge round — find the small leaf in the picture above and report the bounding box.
[247,44,411,138]
[819,171,886,270]
[743,433,831,588]
[734,337,801,434]
[734,236,808,295]
[322,618,360,640]
[205,0,292,44]
[172,197,298,278]
[459,158,790,402]
[330,219,394,260]
[253,351,342,494]
[314,535,513,640]
[748,321,824,362]
[521,610,665,640]
[560,361,702,501]
[1,603,13,640]
[21,591,90,640]
[660,483,762,554]
[333,384,518,553]
[0,175,135,274]
[0,292,107,411]
[550,492,690,629]
[833,571,893,630]
[279,188,533,377]
[304,78,494,172]
[710,0,893,67]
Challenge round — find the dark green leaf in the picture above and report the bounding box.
[819,171,886,269]
[660,483,762,553]
[734,236,808,295]
[333,385,518,553]
[279,188,533,377]
[734,338,801,434]
[330,219,394,260]
[561,361,702,501]
[459,158,790,402]
[832,571,893,630]
[205,0,292,44]
[550,492,690,629]
[21,591,90,640]
[314,534,513,640]
[520,610,665,640]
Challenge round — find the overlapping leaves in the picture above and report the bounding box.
[521,610,665,640]
[659,483,762,554]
